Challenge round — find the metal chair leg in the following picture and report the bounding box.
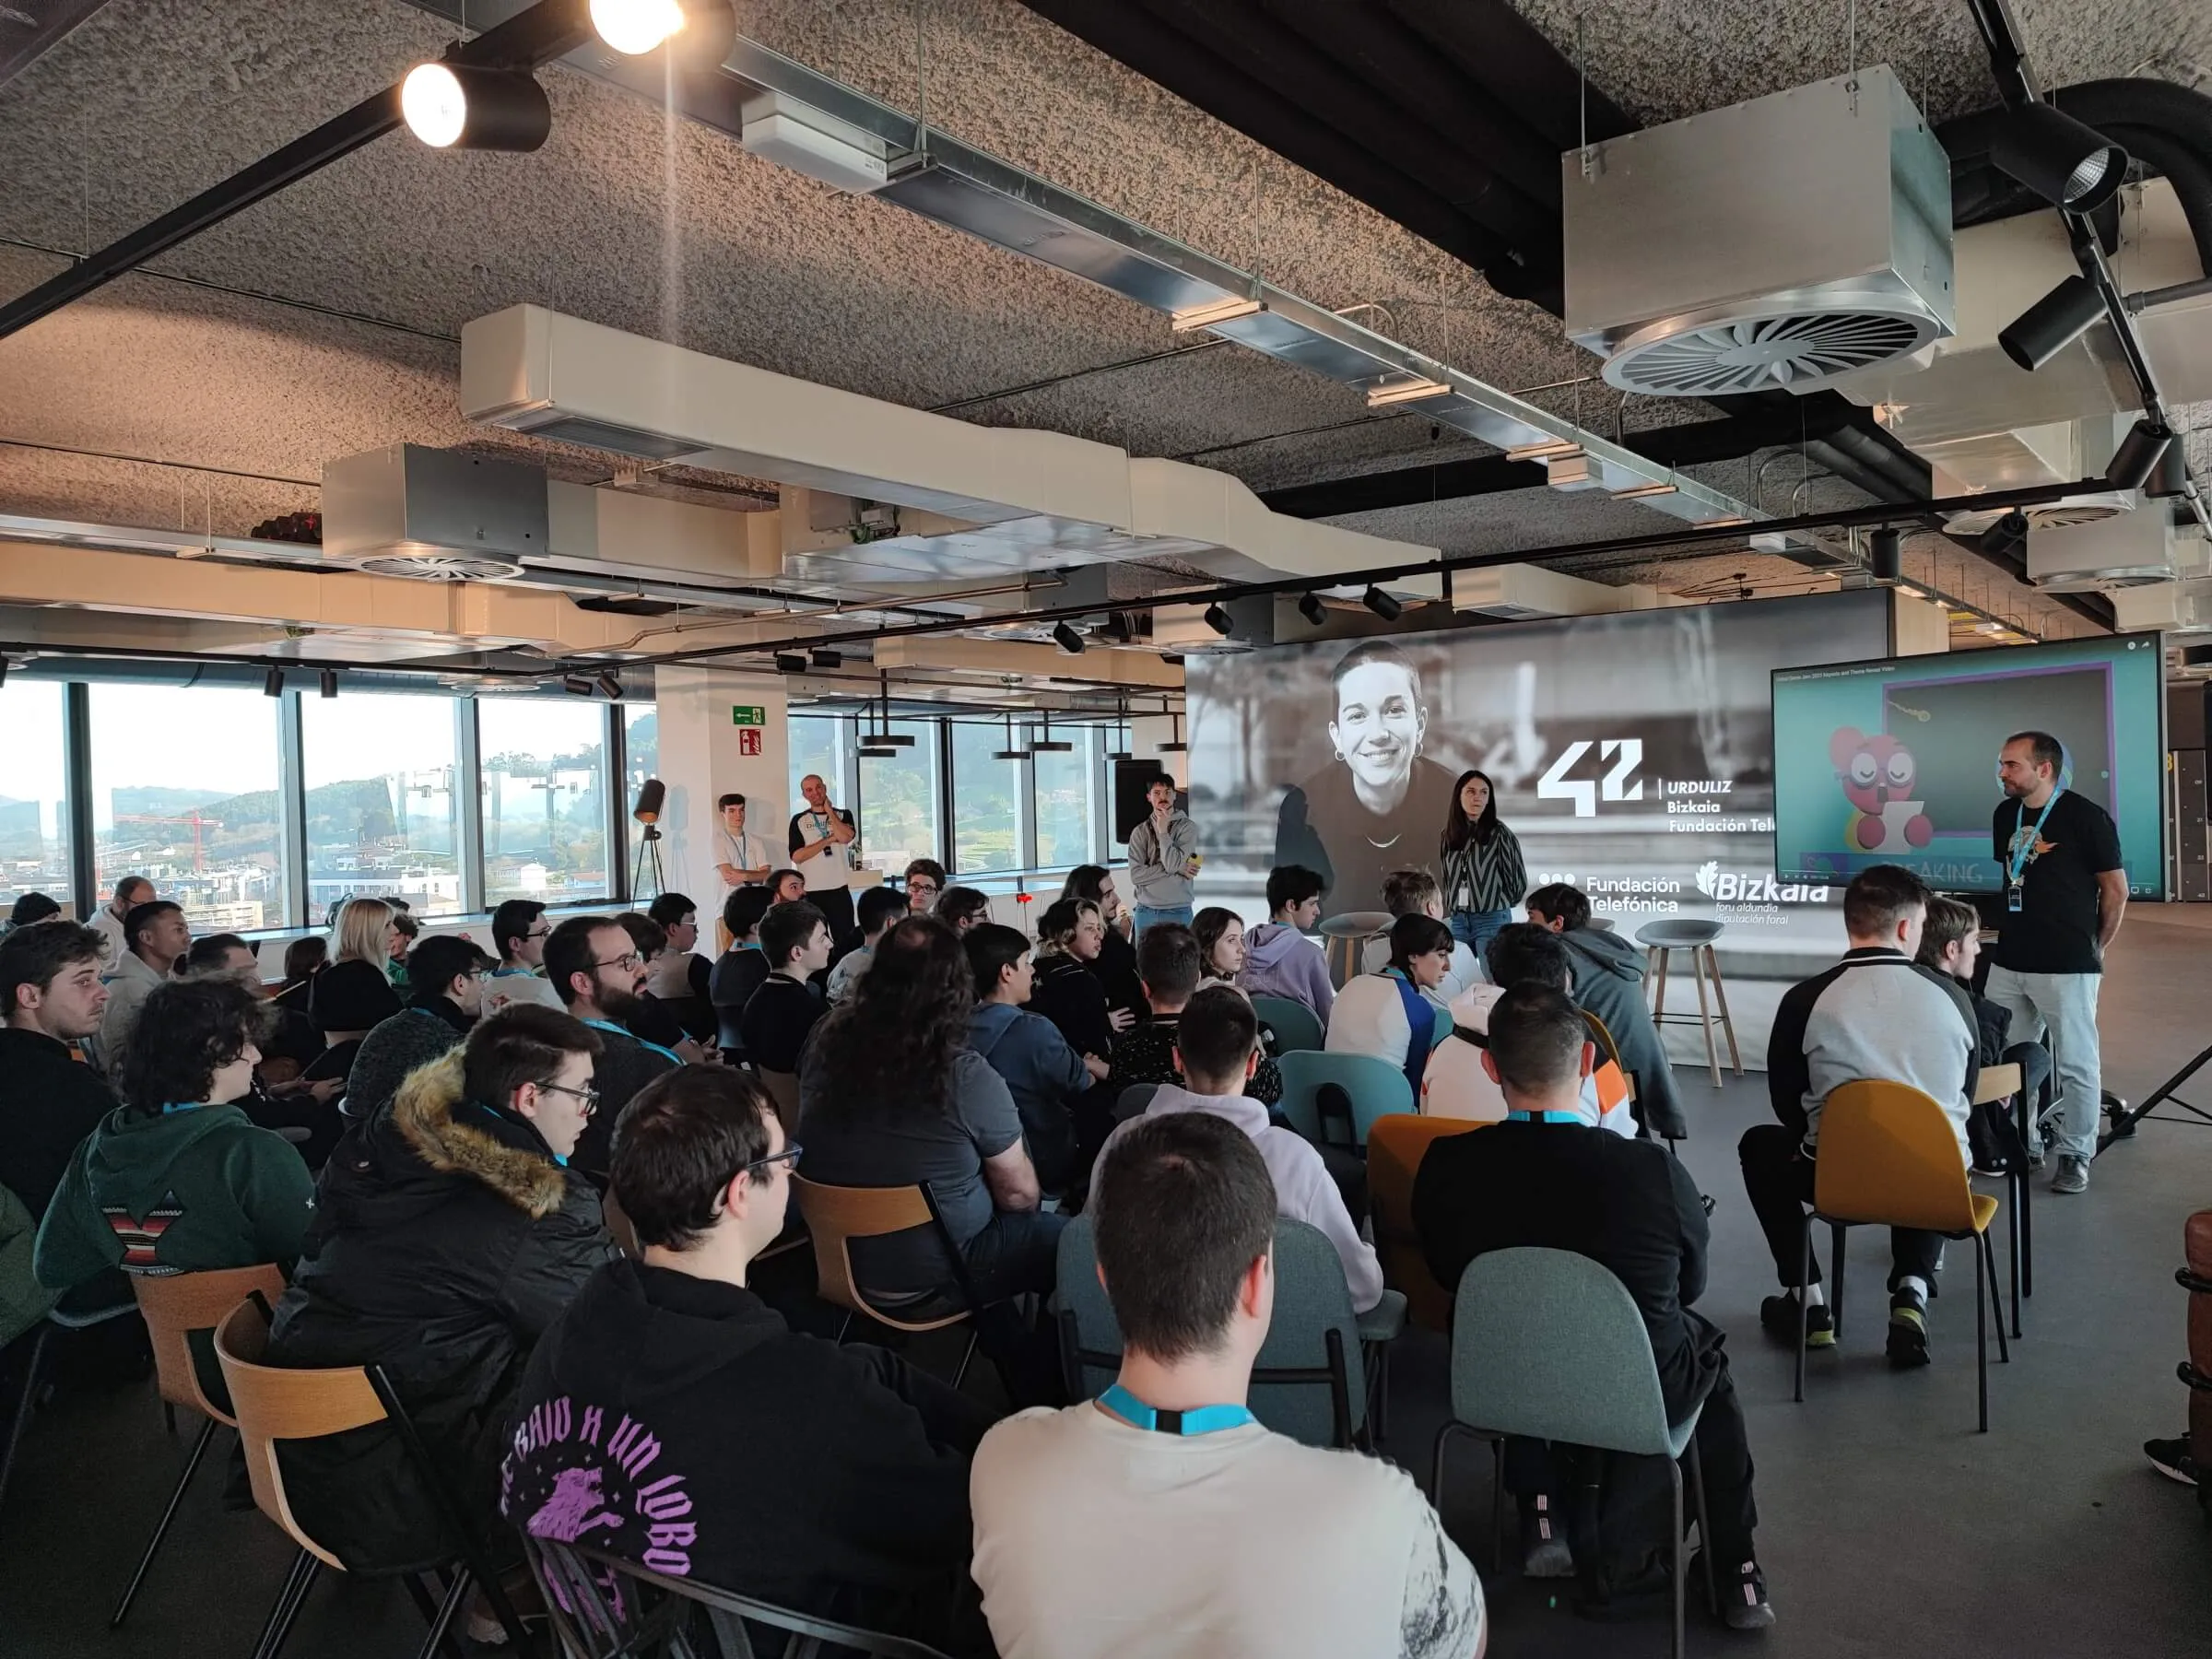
[833,1310,853,1345]
[1430,1421,1486,1569]
[1830,1220,1847,1342]
[1689,946,1722,1088]
[2015,1088,2035,1300]
[1974,1226,1990,1435]
[1669,1458,1687,1659]
[951,1325,979,1390]
[0,1324,53,1536]
[111,1415,220,1626]
[1704,944,1744,1075]
[409,1567,473,1659]
[1687,1435,1719,1617]
[1984,1230,2010,1365]
[252,1550,321,1659]
[162,1401,177,1435]
[1489,1437,1507,1583]
[2007,1163,2024,1339]
[1794,1222,1810,1403]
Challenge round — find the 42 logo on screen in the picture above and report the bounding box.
[1535,738,1644,818]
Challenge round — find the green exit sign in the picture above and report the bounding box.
[730,704,766,727]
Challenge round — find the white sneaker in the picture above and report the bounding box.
[2051,1155,2089,1195]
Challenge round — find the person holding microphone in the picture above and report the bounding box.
[788,772,859,945]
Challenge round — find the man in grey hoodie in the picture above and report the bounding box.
[1124,773,1199,938]
[965,924,1106,1194]
[1524,885,1688,1141]
[1239,865,1335,1024]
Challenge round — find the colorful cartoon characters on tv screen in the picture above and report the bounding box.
[1830,726,1933,851]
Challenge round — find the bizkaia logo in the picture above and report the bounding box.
[1693,861,1829,903]
[1535,738,1643,817]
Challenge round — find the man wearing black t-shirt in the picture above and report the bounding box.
[1984,730,2126,1194]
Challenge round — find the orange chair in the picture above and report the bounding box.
[1366,1114,1486,1333]
[791,1176,982,1387]
[1797,1079,2009,1431]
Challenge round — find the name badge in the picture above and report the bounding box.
[2006,883,2024,913]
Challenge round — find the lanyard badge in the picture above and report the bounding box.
[2006,789,2062,911]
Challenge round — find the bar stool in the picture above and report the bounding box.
[1635,919,1742,1088]
[1318,912,1393,991]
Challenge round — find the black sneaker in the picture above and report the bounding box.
[1759,1291,1834,1347]
[1520,1496,1574,1578]
[1691,1552,1775,1630]
[1886,1289,1930,1369]
[2145,1434,2199,1487]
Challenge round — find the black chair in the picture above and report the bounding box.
[0,1298,143,1539]
[522,1533,956,1658]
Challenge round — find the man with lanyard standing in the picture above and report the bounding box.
[788,773,859,946]
[543,914,681,1185]
[1984,730,2126,1195]
[713,793,772,898]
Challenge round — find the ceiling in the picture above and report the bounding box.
[0,0,2201,674]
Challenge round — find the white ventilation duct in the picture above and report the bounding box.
[1449,564,1668,620]
[2026,498,2176,591]
[1563,66,1953,396]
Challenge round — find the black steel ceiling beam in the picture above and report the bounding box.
[0,0,596,345]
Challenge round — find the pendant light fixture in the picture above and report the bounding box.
[992,712,1029,761]
[1160,711,1187,754]
[1030,712,1073,754]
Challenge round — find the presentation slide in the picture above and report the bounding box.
[1771,636,2165,897]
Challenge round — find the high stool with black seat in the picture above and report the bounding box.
[1317,912,1393,990]
[1635,918,1741,1088]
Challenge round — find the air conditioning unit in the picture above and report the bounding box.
[1563,66,1953,396]
[1947,490,2136,536]
[2115,574,2212,634]
[323,445,544,580]
[2026,497,2175,590]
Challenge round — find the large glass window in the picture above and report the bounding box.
[0,679,71,909]
[88,683,284,932]
[301,693,462,924]
[1032,725,1096,869]
[855,720,939,876]
[479,700,609,905]
[788,716,842,818]
[622,703,658,802]
[951,720,1019,874]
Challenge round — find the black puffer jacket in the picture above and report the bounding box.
[267,1051,614,1572]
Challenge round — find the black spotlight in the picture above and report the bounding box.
[1202,603,1234,636]
[1990,102,2128,213]
[1982,511,2030,559]
[318,668,339,700]
[2107,418,2174,490]
[1361,584,1402,621]
[2147,440,2191,500]
[597,670,624,700]
[263,665,286,699]
[1998,275,2108,372]
[1053,621,1086,655]
[809,648,841,670]
[399,63,553,152]
[561,671,595,696]
[1870,528,1902,583]
[1298,591,1328,628]
[773,652,807,675]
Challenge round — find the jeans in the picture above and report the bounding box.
[1132,903,1194,940]
[1448,908,1512,959]
[961,1207,1070,1408]
[1983,966,2102,1162]
[1738,1124,1942,1292]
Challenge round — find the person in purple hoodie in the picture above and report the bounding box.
[1237,866,1335,1023]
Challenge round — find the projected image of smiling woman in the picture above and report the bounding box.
[1273,641,1457,920]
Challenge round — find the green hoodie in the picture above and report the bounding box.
[32,1102,315,1292]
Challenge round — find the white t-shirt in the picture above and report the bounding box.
[791,807,854,893]
[89,905,128,971]
[971,1404,1482,1659]
[1326,972,1442,1073]
[482,967,563,1018]
[715,826,771,891]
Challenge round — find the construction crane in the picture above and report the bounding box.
[112,809,224,872]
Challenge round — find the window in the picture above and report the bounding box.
[479,700,610,905]
[0,679,70,909]
[88,682,284,932]
[787,716,842,819]
[951,720,1019,874]
[855,720,939,876]
[1032,725,1097,869]
[301,692,462,924]
[623,702,658,804]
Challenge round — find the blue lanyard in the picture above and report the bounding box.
[580,1018,684,1066]
[2007,789,2064,885]
[160,1100,202,1116]
[1507,1110,1583,1124]
[1100,1383,1254,1436]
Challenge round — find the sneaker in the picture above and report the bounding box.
[2145,1434,2199,1486]
[1886,1290,1930,1369]
[1759,1291,1834,1348]
[1691,1553,1776,1630]
[1520,1497,1575,1578]
[1971,1158,2011,1179]
[2052,1155,2089,1194]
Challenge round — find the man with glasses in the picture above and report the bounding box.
[346,934,497,1127]
[545,914,681,1184]
[267,1004,616,1582]
[484,898,563,1016]
[502,1066,994,1653]
[903,858,947,913]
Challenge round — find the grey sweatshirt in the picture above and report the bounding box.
[1125,810,1198,909]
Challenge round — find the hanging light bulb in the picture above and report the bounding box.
[400,62,551,151]
[590,0,687,54]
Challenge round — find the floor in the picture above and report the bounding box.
[5,911,2210,1658]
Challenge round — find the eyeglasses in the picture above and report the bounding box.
[587,953,642,973]
[535,1080,600,1115]
[745,1142,803,1176]
[524,927,550,941]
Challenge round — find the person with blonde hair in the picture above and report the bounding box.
[308,897,404,1063]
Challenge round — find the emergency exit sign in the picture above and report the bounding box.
[730,704,765,726]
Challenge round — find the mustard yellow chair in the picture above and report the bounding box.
[1366,1114,1486,1334]
[1797,1079,2009,1431]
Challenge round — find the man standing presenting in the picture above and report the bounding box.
[788,773,858,945]
[1125,773,1198,938]
[1984,730,2125,1195]
[88,875,152,971]
[712,793,772,896]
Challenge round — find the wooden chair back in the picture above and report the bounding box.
[1815,1079,1986,1234]
[789,1176,970,1334]
[601,1190,639,1257]
[1365,1113,1484,1332]
[133,1264,288,1422]
[1971,1062,2023,1109]
[214,1300,388,1569]
[757,1069,803,1127]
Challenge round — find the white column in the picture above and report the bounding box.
[1130,716,1185,788]
[652,666,790,914]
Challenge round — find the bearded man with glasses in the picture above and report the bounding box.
[544,913,684,1185]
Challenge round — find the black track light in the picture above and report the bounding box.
[1998,275,2108,373]
[1298,591,1328,628]
[1982,511,2030,559]
[1203,603,1234,637]
[2147,440,2191,500]
[1990,102,2128,214]
[773,653,807,675]
[400,63,552,151]
[2106,418,2173,491]
[597,670,623,700]
[810,648,842,670]
[561,672,594,696]
[263,665,286,699]
[1053,621,1086,655]
[1361,584,1402,621]
[1870,528,1902,583]
[318,668,338,699]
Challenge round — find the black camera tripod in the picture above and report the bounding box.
[630,822,665,901]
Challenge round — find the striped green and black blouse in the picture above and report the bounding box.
[1441,824,1528,915]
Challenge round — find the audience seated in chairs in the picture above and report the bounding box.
[182,934,347,1168]
[829,884,911,1007]
[1415,983,1773,1629]
[0,923,119,1223]
[502,1065,996,1654]
[547,915,682,1186]
[35,975,312,1298]
[1421,924,1632,1135]
[1061,865,1146,1030]
[1739,864,1978,1369]
[710,885,776,1059]
[1324,912,1456,1095]
[933,886,993,935]
[305,900,405,1078]
[483,899,562,1018]
[643,891,717,1042]
[742,900,833,1076]
[265,1006,615,1578]
[94,898,190,1083]
[1024,898,1128,1063]
[269,935,326,1018]
[1917,895,2049,1177]
[1359,868,1483,1000]
[797,917,1065,1399]
[344,935,493,1129]
[618,912,715,1065]
[1525,882,1690,1142]
[1105,922,1284,1109]
[1101,987,1382,1314]
[965,924,1102,1194]
[1239,865,1335,1024]
[970,1111,1482,1659]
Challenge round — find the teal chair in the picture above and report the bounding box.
[1432,1247,1715,1659]
[1055,1215,1402,1448]
[1252,995,1325,1056]
[1276,1051,1412,1149]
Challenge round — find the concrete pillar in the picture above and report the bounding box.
[651,666,790,917]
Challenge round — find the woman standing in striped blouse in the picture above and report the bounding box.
[1438,770,1527,960]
